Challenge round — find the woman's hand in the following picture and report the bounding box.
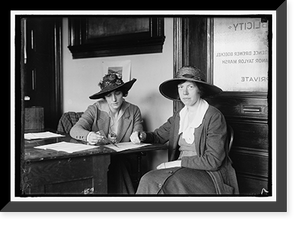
[156,160,182,169]
[87,132,101,144]
[87,131,109,145]
[130,131,146,144]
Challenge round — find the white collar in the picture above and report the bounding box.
[178,99,209,144]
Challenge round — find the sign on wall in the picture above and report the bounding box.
[213,17,269,92]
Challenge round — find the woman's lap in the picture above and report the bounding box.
[136,167,216,195]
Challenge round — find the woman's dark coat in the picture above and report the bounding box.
[145,105,239,194]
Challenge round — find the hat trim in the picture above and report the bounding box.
[89,78,136,100]
[159,78,222,101]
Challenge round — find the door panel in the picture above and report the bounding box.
[24,17,62,130]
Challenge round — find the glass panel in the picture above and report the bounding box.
[213,17,269,92]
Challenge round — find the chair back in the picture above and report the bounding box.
[227,124,234,155]
[57,112,83,134]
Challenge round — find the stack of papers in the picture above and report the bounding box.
[34,141,98,153]
[33,140,151,154]
[25,131,64,140]
[106,142,151,152]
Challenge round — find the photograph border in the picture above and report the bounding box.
[7,2,288,212]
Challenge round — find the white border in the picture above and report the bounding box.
[11,10,277,203]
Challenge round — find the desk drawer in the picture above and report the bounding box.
[24,156,100,195]
[25,156,93,187]
[24,153,111,195]
[44,177,94,194]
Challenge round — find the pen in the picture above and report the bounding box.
[104,136,119,148]
[96,131,119,148]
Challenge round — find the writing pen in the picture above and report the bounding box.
[103,136,119,148]
[96,131,119,148]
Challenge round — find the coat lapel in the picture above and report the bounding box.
[95,100,110,134]
[97,112,110,134]
[117,103,132,142]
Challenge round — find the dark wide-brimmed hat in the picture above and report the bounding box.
[159,66,222,101]
[89,73,136,99]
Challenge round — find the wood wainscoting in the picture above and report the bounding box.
[206,92,270,195]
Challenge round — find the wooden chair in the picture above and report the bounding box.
[56,111,83,134]
[227,124,234,155]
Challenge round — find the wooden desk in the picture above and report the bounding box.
[22,135,167,195]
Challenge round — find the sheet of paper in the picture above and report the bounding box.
[25,131,64,140]
[34,141,98,153]
[105,142,151,152]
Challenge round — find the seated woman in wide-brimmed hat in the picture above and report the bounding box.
[131,66,239,195]
[70,73,142,194]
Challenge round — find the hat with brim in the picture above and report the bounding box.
[89,73,137,99]
[159,66,222,101]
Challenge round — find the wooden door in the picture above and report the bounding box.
[23,17,63,131]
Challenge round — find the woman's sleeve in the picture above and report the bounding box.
[70,105,96,141]
[144,115,175,144]
[181,111,227,171]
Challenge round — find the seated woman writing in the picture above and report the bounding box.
[70,73,143,194]
[130,66,239,195]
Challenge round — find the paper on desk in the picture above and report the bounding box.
[25,131,64,140]
[106,142,151,152]
[34,141,98,153]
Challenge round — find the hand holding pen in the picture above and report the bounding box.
[87,132,103,144]
[101,131,119,148]
[87,130,117,146]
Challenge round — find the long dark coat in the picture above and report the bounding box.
[139,105,239,194]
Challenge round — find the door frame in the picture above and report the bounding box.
[17,16,63,195]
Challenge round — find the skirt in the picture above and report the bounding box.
[136,167,216,195]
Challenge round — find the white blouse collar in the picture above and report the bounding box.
[178,99,209,144]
